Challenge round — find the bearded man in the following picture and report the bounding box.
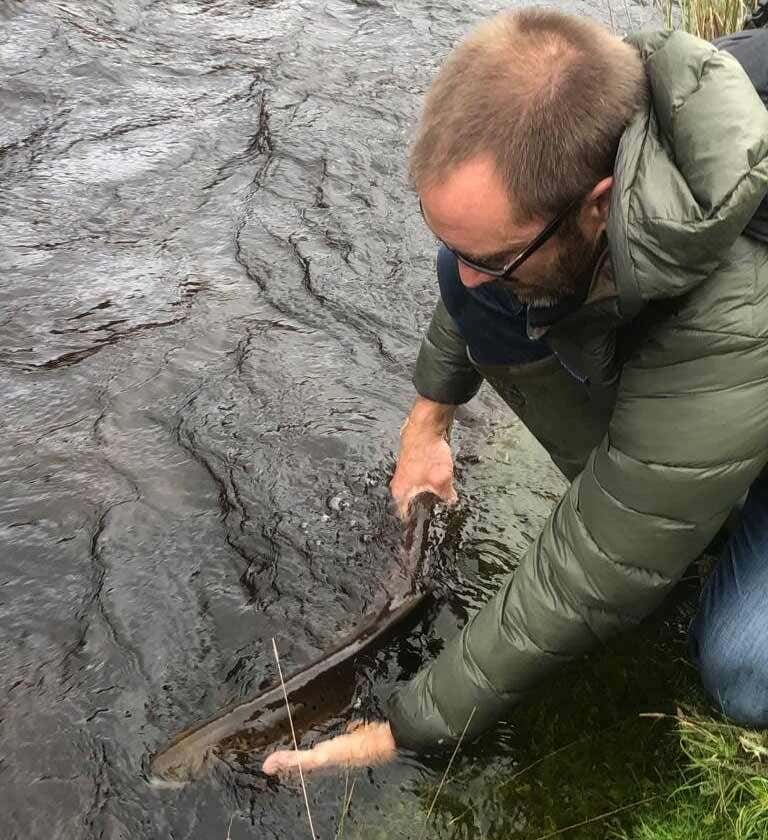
[263,7,768,774]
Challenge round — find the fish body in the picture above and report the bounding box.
[149,492,436,783]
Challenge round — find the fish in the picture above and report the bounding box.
[149,492,438,784]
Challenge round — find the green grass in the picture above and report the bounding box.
[619,711,768,840]
[658,0,759,40]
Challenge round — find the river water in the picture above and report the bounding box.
[1,2,667,838]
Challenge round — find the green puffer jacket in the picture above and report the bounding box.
[387,29,768,750]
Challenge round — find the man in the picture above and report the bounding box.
[263,7,768,774]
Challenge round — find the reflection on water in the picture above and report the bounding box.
[1,1,662,837]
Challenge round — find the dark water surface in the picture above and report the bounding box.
[1,1,671,838]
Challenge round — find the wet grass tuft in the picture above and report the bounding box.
[619,710,768,840]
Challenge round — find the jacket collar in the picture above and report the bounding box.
[526,245,615,340]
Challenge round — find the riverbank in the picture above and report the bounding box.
[621,713,768,840]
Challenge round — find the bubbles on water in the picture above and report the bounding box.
[327,492,351,513]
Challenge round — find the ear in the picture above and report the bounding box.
[584,177,613,231]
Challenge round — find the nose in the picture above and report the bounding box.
[457,263,493,288]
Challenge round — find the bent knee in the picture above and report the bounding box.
[695,638,768,728]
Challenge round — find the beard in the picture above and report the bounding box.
[505,215,604,308]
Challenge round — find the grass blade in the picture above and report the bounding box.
[272,638,318,840]
[419,706,477,840]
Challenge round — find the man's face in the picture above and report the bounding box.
[419,156,604,307]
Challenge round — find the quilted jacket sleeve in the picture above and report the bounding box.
[413,300,483,405]
[387,305,768,749]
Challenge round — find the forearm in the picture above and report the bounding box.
[262,722,396,775]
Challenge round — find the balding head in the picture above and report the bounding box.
[410,8,647,221]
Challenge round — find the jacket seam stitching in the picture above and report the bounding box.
[570,488,675,583]
[498,566,603,654]
[635,324,763,341]
[587,463,700,532]
[536,527,641,628]
[605,440,765,472]
[620,372,768,397]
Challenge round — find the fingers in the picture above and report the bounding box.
[262,749,299,775]
[262,748,320,775]
[394,485,432,520]
[394,485,457,519]
[396,488,419,520]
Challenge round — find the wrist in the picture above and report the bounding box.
[372,721,397,756]
[401,397,455,440]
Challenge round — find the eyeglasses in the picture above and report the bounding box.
[419,194,583,279]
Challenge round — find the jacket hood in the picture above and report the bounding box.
[608,29,768,316]
[717,27,768,244]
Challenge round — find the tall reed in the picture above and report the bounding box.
[659,0,759,40]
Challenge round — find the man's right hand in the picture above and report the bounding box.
[390,397,458,519]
